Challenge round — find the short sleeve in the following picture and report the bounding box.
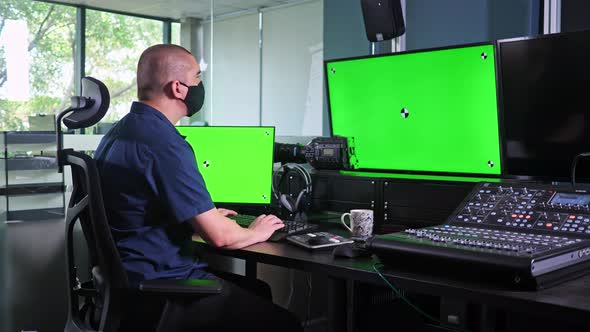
[151,140,215,223]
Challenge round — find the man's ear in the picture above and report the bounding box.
[169,80,186,100]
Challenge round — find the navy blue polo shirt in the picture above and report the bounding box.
[94,102,215,284]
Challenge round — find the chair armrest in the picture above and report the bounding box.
[138,279,223,296]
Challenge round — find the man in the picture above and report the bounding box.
[95,44,301,331]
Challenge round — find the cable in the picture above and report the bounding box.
[305,272,312,327]
[571,152,590,190]
[372,263,472,332]
[283,269,295,310]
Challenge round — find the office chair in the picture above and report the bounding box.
[58,77,222,332]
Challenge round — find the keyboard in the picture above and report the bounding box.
[229,214,318,241]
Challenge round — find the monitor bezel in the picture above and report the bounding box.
[175,125,276,207]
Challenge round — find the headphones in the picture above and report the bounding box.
[272,163,313,214]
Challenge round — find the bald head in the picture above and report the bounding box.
[137,44,197,101]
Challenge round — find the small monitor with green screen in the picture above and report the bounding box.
[176,126,275,205]
[326,43,501,175]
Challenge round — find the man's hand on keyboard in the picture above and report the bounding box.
[250,214,285,242]
[218,208,238,217]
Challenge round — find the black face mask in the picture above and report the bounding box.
[179,81,205,117]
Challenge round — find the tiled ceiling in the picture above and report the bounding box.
[53,0,299,20]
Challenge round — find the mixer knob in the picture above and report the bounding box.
[523,188,528,194]
[490,195,497,201]
[475,194,482,200]
[498,186,504,193]
[508,186,514,193]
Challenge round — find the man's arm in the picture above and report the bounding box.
[190,208,284,249]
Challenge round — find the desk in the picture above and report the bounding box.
[194,222,590,332]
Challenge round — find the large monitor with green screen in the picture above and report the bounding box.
[176,126,275,204]
[325,43,501,176]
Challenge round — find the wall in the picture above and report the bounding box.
[405,0,489,50]
[488,0,541,40]
[201,1,324,136]
[324,0,540,54]
[202,13,261,126]
[323,0,370,61]
[261,1,324,136]
[561,0,590,32]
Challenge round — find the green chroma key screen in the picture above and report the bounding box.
[176,126,275,204]
[326,43,501,175]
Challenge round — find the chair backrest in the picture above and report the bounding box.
[64,149,129,288]
[64,149,130,332]
[58,77,128,332]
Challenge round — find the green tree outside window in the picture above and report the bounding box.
[0,0,164,132]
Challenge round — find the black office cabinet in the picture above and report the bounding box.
[311,170,476,234]
[312,170,379,214]
[382,179,475,232]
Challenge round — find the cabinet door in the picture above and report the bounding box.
[382,181,474,231]
[313,175,378,212]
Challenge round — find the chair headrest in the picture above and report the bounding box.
[63,77,110,129]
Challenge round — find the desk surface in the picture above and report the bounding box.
[194,222,590,326]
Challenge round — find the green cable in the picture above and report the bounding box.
[372,263,472,332]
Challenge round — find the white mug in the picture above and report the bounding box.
[340,209,374,238]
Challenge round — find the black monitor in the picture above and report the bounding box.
[497,30,590,182]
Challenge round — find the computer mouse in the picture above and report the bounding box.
[332,243,372,258]
[307,235,331,246]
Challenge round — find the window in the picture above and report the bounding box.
[171,22,181,45]
[85,10,163,126]
[0,0,76,131]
